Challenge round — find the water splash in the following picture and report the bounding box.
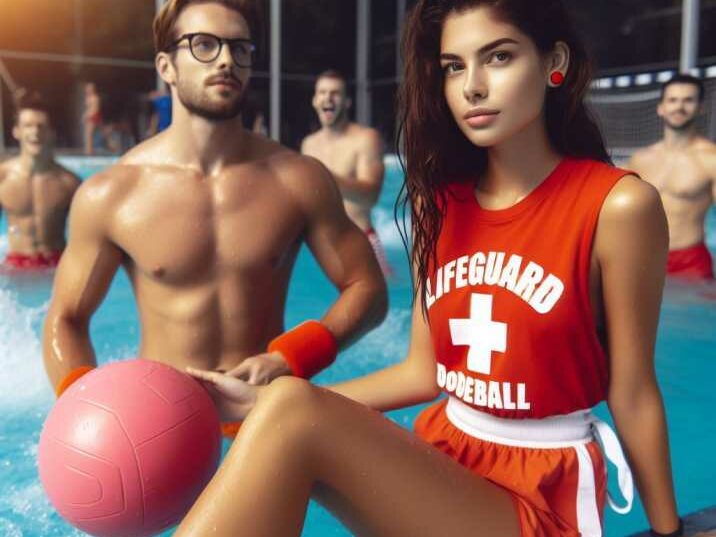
[0,289,53,409]
[317,308,412,384]
[373,206,408,250]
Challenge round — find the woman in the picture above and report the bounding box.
[176,1,681,535]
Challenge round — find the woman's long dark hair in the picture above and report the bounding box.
[395,0,610,312]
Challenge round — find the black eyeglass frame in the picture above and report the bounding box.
[168,32,256,67]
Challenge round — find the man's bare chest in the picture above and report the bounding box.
[644,156,710,200]
[309,142,359,177]
[112,180,305,283]
[0,174,70,218]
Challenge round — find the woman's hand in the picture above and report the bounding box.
[222,352,293,386]
[186,367,262,421]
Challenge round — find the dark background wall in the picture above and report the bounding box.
[1,0,714,149]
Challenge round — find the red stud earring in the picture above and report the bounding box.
[550,71,565,86]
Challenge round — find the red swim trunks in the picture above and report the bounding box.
[365,227,393,276]
[4,250,63,269]
[667,242,714,279]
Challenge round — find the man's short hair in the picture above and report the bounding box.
[316,70,347,87]
[153,0,262,54]
[661,74,705,102]
[13,89,50,124]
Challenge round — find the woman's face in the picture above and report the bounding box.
[440,6,554,149]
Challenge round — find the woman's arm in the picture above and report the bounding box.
[190,294,440,420]
[328,295,441,411]
[595,174,680,534]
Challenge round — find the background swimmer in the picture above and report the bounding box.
[0,90,80,270]
[628,75,716,280]
[302,70,392,275]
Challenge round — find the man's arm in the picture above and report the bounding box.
[43,173,125,393]
[226,157,387,385]
[707,146,716,203]
[297,158,388,346]
[331,130,385,206]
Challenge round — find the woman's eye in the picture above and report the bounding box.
[443,61,463,75]
[488,51,511,64]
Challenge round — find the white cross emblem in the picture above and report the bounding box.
[449,293,507,375]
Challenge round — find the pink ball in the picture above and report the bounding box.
[38,359,222,537]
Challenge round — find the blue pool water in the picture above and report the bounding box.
[0,156,714,536]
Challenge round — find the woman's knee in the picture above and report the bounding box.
[254,376,324,426]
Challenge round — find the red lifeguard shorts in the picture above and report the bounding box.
[415,399,615,537]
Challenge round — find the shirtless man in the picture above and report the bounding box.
[0,90,80,270]
[629,74,716,279]
[42,0,387,417]
[301,70,392,275]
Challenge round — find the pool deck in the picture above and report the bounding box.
[630,506,716,536]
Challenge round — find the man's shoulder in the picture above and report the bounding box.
[630,143,661,161]
[0,156,19,175]
[118,135,167,166]
[627,144,661,175]
[349,123,382,146]
[51,162,82,189]
[0,158,9,189]
[694,138,716,180]
[264,144,328,183]
[693,136,716,154]
[301,130,321,149]
[262,147,337,206]
[74,163,141,210]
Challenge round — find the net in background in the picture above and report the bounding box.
[587,76,716,165]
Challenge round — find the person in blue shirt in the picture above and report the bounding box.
[146,84,173,137]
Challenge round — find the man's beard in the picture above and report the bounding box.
[177,80,246,121]
[664,112,697,132]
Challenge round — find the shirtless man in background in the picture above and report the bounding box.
[0,90,80,270]
[42,0,387,414]
[302,70,392,275]
[629,74,716,279]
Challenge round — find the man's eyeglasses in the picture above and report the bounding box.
[169,33,255,68]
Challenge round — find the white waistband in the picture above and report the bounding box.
[445,397,593,448]
[444,397,634,515]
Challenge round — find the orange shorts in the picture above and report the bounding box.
[415,399,612,537]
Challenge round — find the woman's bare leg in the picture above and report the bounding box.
[175,377,521,537]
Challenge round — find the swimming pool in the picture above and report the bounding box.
[0,156,714,536]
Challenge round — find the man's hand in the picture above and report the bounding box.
[186,367,264,421]
[224,352,292,385]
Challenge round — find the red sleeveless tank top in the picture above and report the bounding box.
[426,158,632,419]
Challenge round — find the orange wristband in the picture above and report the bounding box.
[55,366,95,398]
[267,321,338,379]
